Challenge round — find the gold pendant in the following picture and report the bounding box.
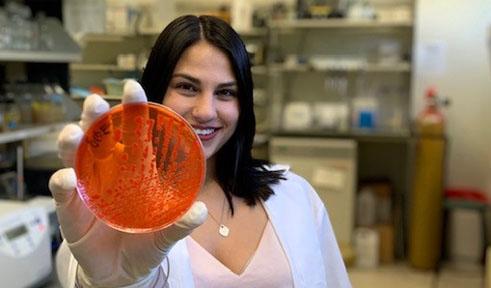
[219,224,229,237]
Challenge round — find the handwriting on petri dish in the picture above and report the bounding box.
[88,122,111,148]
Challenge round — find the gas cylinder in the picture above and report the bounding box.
[408,87,446,269]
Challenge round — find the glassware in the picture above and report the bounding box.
[5,1,33,50]
[0,9,10,49]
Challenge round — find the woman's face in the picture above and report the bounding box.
[163,40,240,161]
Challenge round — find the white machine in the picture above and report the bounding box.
[0,199,52,288]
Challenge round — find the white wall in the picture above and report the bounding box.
[413,0,491,195]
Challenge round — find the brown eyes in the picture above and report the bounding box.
[175,83,198,95]
[175,82,237,98]
[216,89,237,98]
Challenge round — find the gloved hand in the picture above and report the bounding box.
[49,80,208,287]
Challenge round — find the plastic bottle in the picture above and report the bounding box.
[356,187,377,227]
[4,98,21,130]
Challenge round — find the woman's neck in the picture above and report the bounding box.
[205,156,216,185]
[200,156,227,201]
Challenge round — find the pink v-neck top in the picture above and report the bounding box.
[186,221,294,287]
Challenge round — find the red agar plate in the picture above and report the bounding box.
[75,102,205,233]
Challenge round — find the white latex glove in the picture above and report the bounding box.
[49,80,208,287]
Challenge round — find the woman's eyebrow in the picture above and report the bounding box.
[173,74,236,88]
[217,81,237,89]
[172,73,200,84]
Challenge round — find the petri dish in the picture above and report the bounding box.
[75,102,205,233]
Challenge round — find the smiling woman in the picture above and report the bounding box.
[51,15,351,288]
[163,41,240,161]
[141,15,284,213]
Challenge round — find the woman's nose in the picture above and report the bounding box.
[192,93,217,122]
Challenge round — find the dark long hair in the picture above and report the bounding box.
[140,15,285,213]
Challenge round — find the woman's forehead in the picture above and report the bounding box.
[173,41,236,83]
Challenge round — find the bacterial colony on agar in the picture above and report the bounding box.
[75,102,205,233]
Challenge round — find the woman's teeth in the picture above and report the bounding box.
[194,128,215,136]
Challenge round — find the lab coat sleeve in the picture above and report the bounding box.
[298,177,352,287]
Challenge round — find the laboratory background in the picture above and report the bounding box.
[0,0,490,287]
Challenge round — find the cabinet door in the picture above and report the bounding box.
[269,137,356,245]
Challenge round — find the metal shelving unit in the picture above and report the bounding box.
[273,128,412,143]
[0,50,80,63]
[269,18,413,29]
[269,62,411,73]
[267,10,416,259]
[79,32,159,45]
[235,28,268,37]
[0,123,69,145]
[267,16,414,137]
[0,18,81,63]
[251,65,268,75]
[70,63,138,72]
[0,16,81,200]
[0,122,69,200]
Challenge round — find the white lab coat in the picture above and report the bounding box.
[56,166,351,288]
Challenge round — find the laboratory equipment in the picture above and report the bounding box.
[0,200,51,288]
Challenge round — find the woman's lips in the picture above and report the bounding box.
[193,127,219,141]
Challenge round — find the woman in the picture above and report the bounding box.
[50,15,350,287]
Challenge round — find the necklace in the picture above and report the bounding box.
[207,196,230,237]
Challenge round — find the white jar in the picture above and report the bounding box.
[356,187,377,227]
[354,227,380,268]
